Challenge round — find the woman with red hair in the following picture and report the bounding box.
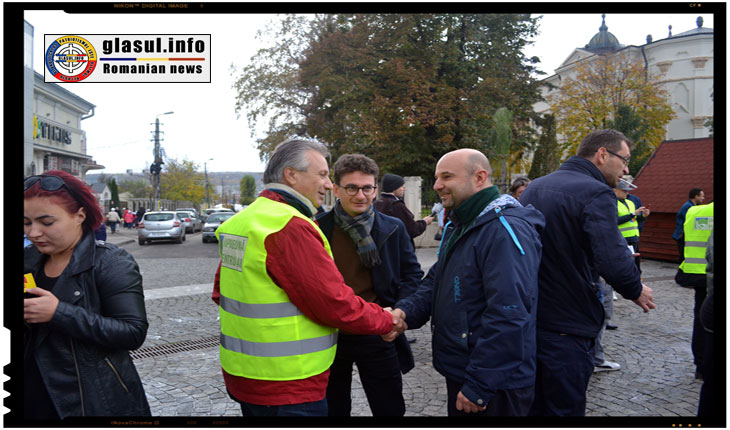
[23,170,150,419]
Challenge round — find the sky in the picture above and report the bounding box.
[23,7,715,174]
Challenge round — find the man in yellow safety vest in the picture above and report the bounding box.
[211,139,405,416]
[675,201,713,380]
[615,178,649,272]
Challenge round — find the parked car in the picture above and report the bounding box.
[137,211,186,245]
[177,207,200,217]
[176,210,202,233]
[201,212,236,243]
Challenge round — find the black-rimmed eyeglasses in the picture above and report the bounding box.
[24,175,82,203]
[340,184,377,196]
[605,149,630,166]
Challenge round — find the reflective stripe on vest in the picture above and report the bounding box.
[216,197,338,381]
[220,332,338,357]
[617,199,639,238]
[679,202,713,275]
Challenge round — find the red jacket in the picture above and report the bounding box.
[212,190,394,406]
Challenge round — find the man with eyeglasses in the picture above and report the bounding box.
[316,154,423,416]
[520,129,656,416]
[374,173,434,247]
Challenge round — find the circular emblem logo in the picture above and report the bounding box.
[45,36,98,82]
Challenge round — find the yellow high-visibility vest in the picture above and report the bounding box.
[617,198,639,239]
[216,196,337,380]
[679,202,714,275]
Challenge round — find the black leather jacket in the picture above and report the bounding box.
[24,231,150,417]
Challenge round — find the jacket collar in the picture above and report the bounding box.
[65,231,97,276]
[560,156,608,186]
[317,209,396,247]
[264,183,318,219]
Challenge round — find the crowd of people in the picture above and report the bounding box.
[22,128,713,419]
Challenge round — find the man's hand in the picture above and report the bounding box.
[382,308,407,342]
[423,215,435,225]
[24,287,59,323]
[456,391,486,413]
[632,283,656,313]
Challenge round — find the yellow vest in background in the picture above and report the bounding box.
[216,196,338,381]
[679,202,713,275]
[617,199,639,239]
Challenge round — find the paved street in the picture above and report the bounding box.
[105,228,706,421]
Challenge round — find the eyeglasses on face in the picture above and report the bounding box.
[24,175,82,203]
[605,149,630,166]
[340,184,377,196]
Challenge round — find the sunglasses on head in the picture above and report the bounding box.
[24,175,82,203]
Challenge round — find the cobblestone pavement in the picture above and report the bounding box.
[121,234,704,420]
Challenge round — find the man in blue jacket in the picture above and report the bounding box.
[672,188,705,260]
[317,154,423,416]
[390,148,544,416]
[520,129,656,416]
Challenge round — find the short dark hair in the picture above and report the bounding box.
[333,154,379,185]
[689,188,704,199]
[576,129,632,158]
[509,177,530,195]
[24,170,104,233]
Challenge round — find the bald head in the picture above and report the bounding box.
[434,149,493,209]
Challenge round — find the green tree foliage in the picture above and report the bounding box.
[528,113,561,179]
[119,178,152,198]
[107,178,120,208]
[605,104,652,175]
[240,175,257,205]
[160,158,205,203]
[550,52,674,159]
[487,107,513,190]
[233,13,544,178]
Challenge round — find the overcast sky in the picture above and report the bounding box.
[24,8,714,173]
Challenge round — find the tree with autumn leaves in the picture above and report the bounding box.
[232,14,545,179]
[549,52,674,175]
[159,158,206,204]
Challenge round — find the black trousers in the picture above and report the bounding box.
[692,286,709,369]
[445,379,534,416]
[326,334,404,416]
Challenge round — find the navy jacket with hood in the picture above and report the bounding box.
[519,156,643,338]
[396,194,544,406]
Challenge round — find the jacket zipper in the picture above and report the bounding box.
[105,357,130,393]
[69,339,86,416]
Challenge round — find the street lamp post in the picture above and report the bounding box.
[151,111,174,211]
[204,158,213,209]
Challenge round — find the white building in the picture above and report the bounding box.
[24,20,104,180]
[534,14,713,141]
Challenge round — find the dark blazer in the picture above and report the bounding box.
[24,231,150,417]
[317,209,424,373]
[520,156,643,338]
[373,193,428,242]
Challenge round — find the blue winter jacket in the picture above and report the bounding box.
[396,194,544,405]
[520,156,642,338]
[673,200,695,240]
[317,208,424,373]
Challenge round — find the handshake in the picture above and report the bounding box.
[382,308,407,342]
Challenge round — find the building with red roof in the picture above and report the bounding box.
[630,137,714,261]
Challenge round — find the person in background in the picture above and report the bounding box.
[697,230,714,416]
[509,176,531,200]
[615,178,650,273]
[23,170,149,419]
[391,148,545,416]
[374,173,434,245]
[316,154,423,417]
[135,206,146,227]
[94,221,107,241]
[124,210,136,229]
[623,175,648,233]
[520,129,655,416]
[210,139,404,417]
[675,201,714,380]
[672,188,705,261]
[106,207,121,234]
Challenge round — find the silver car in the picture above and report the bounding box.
[201,212,235,243]
[138,211,186,245]
[176,211,202,233]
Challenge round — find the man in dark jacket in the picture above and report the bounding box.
[374,173,434,244]
[520,129,656,416]
[391,148,545,416]
[317,154,423,416]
